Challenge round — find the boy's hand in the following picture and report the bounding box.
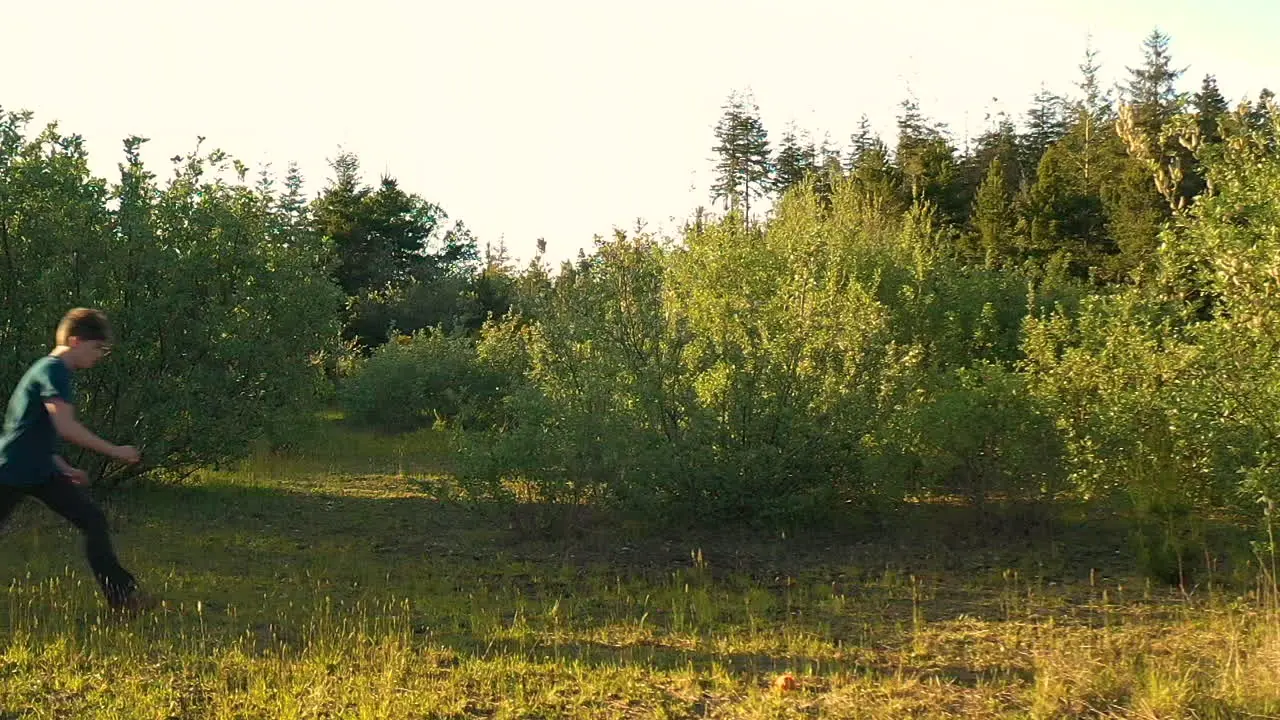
[63,467,90,486]
[112,445,141,464]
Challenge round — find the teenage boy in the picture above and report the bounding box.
[0,308,154,612]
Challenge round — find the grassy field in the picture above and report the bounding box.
[0,422,1277,718]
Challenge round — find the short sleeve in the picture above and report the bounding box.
[38,360,75,406]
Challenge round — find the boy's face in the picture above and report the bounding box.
[67,337,111,369]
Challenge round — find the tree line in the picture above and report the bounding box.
[708,31,1269,286]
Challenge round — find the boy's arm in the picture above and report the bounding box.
[44,399,139,463]
[51,455,89,485]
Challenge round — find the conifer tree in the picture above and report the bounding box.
[1123,29,1186,135]
[772,123,816,195]
[1024,89,1070,169]
[710,91,773,225]
[1193,74,1229,144]
[971,158,1014,266]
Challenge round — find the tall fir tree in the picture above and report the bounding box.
[811,133,844,204]
[710,90,773,225]
[848,126,900,205]
[1123,29,1186,135]
[961,113,1023,212]
[1023,89,1070,171]
[312,152,477,346]
[895,97,964,224]
[772,123,816,195]
[1110,29,1192,274]
[1246,88,1276,147]
[1070,41,1115,184]
[971,157,1015,267]
[1193,74,1229,144]
[847,114,878,171]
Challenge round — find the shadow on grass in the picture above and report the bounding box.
[1,474,1254,649]
[83,478,1244,614]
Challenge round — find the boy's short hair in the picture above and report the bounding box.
[56,308,114,346]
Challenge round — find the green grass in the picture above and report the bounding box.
[0,421,1278,718]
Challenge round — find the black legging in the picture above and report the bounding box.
[0,474,138,607]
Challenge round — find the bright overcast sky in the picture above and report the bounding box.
[4,0,1276,265]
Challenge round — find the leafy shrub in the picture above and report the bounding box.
[911,363,1064,506]
[338,328,509,433]
[0,111,341,484]
[459,182,1051,527]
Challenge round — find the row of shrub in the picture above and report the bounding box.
[337,101,1280,580]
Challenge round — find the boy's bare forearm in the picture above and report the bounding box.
[58,418,118,457]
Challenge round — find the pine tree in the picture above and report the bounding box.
[710,91,773,225]
[896,98,964,224]
[1193,75,1228,144]
[312,152,477,346]
[1246,89,1276,137]
[1024,89,1069,170]
[313,152,372,296]
[1016,142,1113,277]
[962,113,1023,211]
[1070,41,1115,184]
[896,98,937,160]
[847,114,877,171]
[811,133,845,205]
[1077,40,1113,122]
[772,123,816,195]
[848,133,900,205]
[971,158,1014,267]
[276,162,311,237]
[1123,29,1186,135]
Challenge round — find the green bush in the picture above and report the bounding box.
[338,329,509,433]
[458,181,1054,528]
[0,111,341,484]
[911,363,1065,506]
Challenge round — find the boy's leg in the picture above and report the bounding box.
[28,475,138,607]
[0,485,26,529]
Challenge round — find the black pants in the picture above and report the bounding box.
[0,475,138,607]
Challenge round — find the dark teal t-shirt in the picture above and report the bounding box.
[0,356,74,485]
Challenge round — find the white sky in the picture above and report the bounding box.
[4,0,1276,265]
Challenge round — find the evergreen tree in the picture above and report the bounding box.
[811,133,845,204]
[1246,89,1276,147]
[961,113,1023,211]
[1193,74,1229,144]
[896,97,938,161]
[848,133,900,205]
[846,114,877,171]
[312,152,478,346]
[971,158,1014,266]
[1017,141,1113,277]
[313,152,372,297]
[1112,30,1190,263]
[1123,29,1186,135]
[710,91,773,224]
[1024,89,1070,170]
[772,123,816,195]
[1070,41,1115,184]
[895,98,964,224]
